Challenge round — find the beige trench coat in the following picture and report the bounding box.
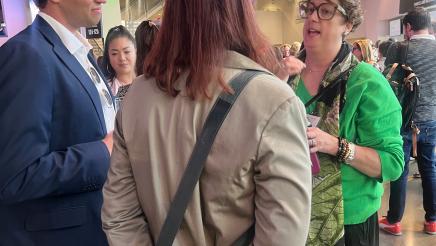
[102,51,312,246]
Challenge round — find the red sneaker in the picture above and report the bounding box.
[424,221,436,235]
[379,217,402,236]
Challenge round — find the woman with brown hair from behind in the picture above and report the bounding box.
[101,0,312,245]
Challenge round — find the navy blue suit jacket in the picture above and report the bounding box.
[0,16,110,245]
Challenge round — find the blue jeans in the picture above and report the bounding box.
[387,120,436,223]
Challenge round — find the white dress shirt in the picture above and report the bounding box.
[411,33,436,40]
[39,12,115,133]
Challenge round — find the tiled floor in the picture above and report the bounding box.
[379,161,436,246]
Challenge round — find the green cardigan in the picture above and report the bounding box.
[296,62,404,225]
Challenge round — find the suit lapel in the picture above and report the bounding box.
[34,16,107,133]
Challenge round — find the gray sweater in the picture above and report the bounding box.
[386,37,436,123]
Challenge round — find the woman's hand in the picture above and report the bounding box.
[308,127,382,178]
[307,127,338,156]
[282,56,306,76]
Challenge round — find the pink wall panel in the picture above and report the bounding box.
[0,0,30,47]
[379,0,401,20]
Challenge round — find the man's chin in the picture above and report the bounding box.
[86,18,102,28]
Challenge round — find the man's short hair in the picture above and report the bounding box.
[33,0,48,8]
[403,8,431,31]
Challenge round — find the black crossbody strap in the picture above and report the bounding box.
[156,70,264,246]
[304,69,349,109]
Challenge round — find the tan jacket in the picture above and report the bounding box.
[102,51,312,245]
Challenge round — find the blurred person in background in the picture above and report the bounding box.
[273,45,284,61]
[352,38,379,69]
[377,39,394,72]
[101,0,312,245]
[101,25,136,103]
[281,43,292,57]
[290,41,302,56]
[380,8,436,236]
[135,20,159,76]
[286,0,404,245]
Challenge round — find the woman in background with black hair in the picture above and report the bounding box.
[134,20,159,76]
[101,25,136,102]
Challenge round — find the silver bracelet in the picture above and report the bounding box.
[345,142,356,164]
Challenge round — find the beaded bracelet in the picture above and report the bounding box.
[337,137,351,163]
[337,137,356,164]
[337,137,344,159]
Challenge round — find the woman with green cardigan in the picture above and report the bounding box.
[285,0,404,245]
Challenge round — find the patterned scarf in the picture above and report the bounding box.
[289,42,359,246]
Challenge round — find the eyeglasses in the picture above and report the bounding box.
[299,1,347,20]
[88,66,113,107]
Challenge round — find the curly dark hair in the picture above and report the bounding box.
[338,0,363,32]
[33,0,48,8]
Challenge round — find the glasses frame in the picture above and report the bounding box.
[299,1,348,21]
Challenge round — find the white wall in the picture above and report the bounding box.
[255,0,303,45]
[255,11,284,45]
[102,0,122,39]
[0,0,31,47]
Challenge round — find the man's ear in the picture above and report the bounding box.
[405,23,412,33]
[403,23,413,39]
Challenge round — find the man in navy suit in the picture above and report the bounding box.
[0,0,114,245]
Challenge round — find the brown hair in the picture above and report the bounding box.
[144,0,280,99]
[135,20,159,76]
[338,0,363,32]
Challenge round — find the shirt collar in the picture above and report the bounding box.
[410,34,436,40]
[38,12,92,55]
